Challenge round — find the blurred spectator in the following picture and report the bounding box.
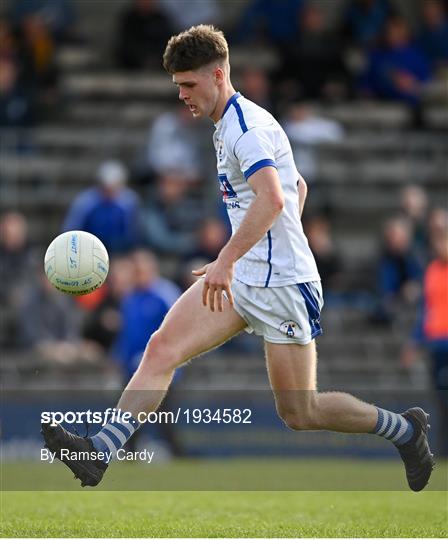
[400,185,429,263]
[112,249,182,455]
[0,17,18,61]
[427,207,448,240]
[283,103,344,182]
[0,212,37,351]
[63,160,144,255]
[134,248,181,306]
[18,267,100,365]
[145,171,203,257]
[185,216,229,263]
[0,57,35,127]
[376,216,422,322]
[0,211,36,306]
[360,16,432,105]
[343,0,391,48]
[232,0,303,47]
[115,0,174,70]
[18,14,58,94]
[179,257,209,291]
[240,67,274,112]
[141,106,204,182]
[181,215,230,287]
[277,5,350,101]
[418,0,448,69]
[112,249,177,380]
[9,0,77,42]
[305,215,343,293]
[82,255,135,353]
[402,229,448,456]
[161,0,220,31]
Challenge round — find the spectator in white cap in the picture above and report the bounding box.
[63,160,144,254]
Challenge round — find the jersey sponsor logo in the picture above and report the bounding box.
[226,200,240,209]
[279,320,301,338]
[218,173,238,203]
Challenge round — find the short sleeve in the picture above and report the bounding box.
[233,127,278,181]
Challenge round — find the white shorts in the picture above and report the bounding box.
[231,279,324,345]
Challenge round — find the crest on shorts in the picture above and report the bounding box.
[280,320,301,338]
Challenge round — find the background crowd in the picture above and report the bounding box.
[0,0,447,456]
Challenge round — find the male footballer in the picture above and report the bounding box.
[42,25,434,491]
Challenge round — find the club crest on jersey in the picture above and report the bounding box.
[216,139,224,162]
[280,320,301,338]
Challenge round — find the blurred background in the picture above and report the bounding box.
[0,0,447,463]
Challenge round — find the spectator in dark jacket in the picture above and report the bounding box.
[278,5,350,101]
[63,160,143,255]
[0,57,35,127]
[115,0,174,69]
[144,171,203,257]
[0,211,35,306]
[343,0,390,48]
[360,16,432,105]
[419,0,448,69]
[232,0,303,47]
[376,216,422,322]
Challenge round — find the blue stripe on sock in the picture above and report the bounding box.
[373,407,384,433]
[101,427,122,450]
[382,412,392,436]
[394,420,414,446]
[388,419,402,440]
[372,408,414,446]
[110,421,133,439]
[91,433,110,454]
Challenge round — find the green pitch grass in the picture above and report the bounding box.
[1,460,447,537]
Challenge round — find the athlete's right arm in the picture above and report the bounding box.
[192,166,284,312]
[298,175,307,217]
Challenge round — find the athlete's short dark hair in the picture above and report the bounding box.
[163,24,229,74]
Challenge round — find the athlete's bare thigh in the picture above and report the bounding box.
[156,278,247,365]
[265,340,318,414]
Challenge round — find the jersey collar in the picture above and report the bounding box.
[221,92,241,119]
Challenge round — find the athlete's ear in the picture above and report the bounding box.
[214,67,225,86]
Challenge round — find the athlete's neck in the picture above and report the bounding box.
[210,84,237,123]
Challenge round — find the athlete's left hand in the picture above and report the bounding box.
[192,256,234,312]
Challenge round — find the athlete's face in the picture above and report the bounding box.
[173,66,221,120]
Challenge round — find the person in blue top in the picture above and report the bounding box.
[343,0,390,47]
[374,216,422,324]
[63,160,143,255]
[232,0,303,47]
[112,249,179,380]
[361,16,432,105]
[111,249,183,455]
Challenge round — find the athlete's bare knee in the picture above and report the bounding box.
[140,331,182,375]
[279,409,321,431]
[277,395,320,431]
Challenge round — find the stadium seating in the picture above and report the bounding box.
[1,2,447,394]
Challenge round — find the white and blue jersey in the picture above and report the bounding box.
[213,92,320,287]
